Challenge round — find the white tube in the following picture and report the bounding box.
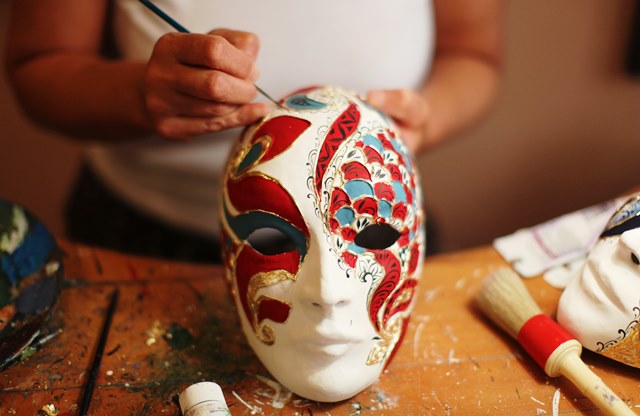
[179,381,231,416]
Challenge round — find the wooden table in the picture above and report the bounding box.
[0,240,638,415]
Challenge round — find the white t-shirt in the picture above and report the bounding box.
[88,0,435,237]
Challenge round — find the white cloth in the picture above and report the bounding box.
[87,0,435,236]
[493,195,631,287]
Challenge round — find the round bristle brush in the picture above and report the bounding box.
[475,267,636,416]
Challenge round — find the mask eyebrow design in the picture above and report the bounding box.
[235,115,311,175]
[226,175,308,236]
[224,206,308,259]
[601,196,640,237]
[601,215,640,238]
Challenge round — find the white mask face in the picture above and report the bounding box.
[557,194,640,368]
[220,86,425,401]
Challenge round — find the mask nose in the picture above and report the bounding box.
[309,283,351,312]
[296,237,355,317]
[302,267,352,316]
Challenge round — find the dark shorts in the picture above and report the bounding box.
[64,166,221,264]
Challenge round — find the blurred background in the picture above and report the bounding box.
[1,0,639,253]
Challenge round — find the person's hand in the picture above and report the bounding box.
[143,28,271,141]
[366,89,430,154]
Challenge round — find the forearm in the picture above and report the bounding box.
[419,52,501,151]
[9,53,152,141]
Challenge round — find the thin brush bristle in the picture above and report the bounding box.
[475,267,542,338]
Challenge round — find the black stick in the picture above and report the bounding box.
[139,0,188,33]
[78,289,120,416]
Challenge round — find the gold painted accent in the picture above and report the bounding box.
[247,270,296,344]
[253,295,292,345]
[600,323,640,368]
[367,319,402,365]
[366,279,418,366]
[259,324,276,346]
[224,266,237,298]
[603,194,640,232]
[392,289,413,311]
[220,231,240,291]
[229,135,273,180]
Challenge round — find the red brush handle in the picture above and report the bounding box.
[517,314,574,370]
[517,314,636,415]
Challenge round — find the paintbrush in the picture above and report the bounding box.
[475,267,636,416]
[78,289,120,416]
[138,0,282,108]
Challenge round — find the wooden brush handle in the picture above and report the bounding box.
[477,270,635,414]
[548,340,636,416]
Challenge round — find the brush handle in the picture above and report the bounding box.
[552,343,636,416]
[518,315,635,415]
[139,0,189,32]
[518,314,575,370]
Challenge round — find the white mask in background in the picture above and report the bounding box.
[557,194,640,368]
[220,86,425,401]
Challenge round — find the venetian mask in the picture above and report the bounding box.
[0,199,62,369]
[220,86,425,401]
[557,193,640,368]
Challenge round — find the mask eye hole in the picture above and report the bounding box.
[354,223,401,250]
[631,253,639,265]
[247,227,297,256]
